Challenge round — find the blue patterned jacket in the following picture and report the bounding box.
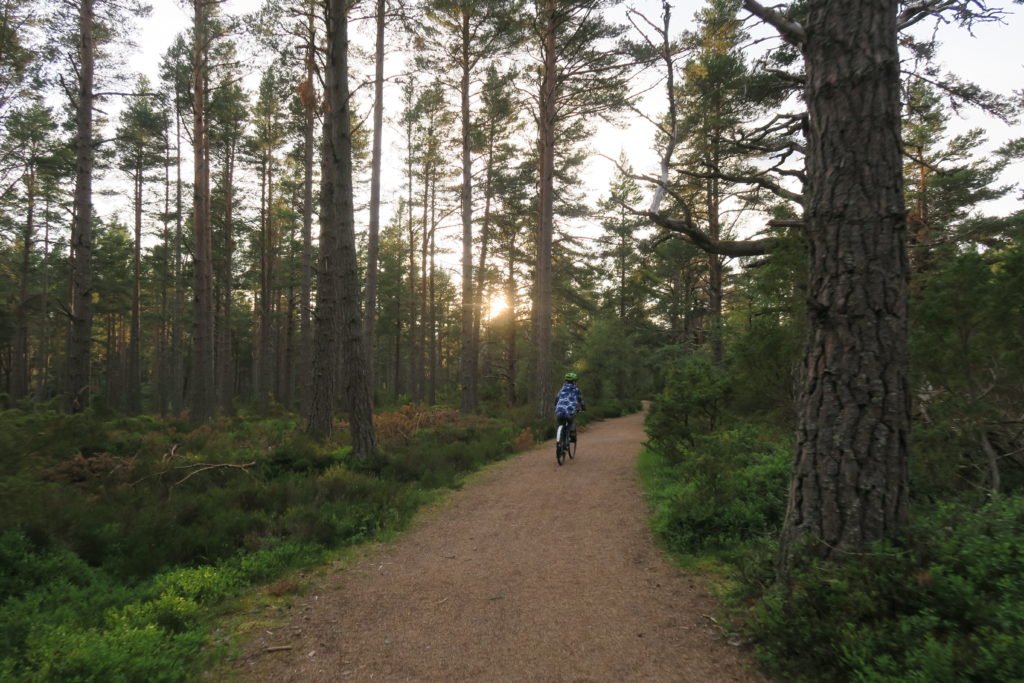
[554,382,583,419]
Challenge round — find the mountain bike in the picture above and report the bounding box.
[555,416,576,465]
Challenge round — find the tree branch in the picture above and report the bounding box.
[741,0,806,46]
[643,209,778,257]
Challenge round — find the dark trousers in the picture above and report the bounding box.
[557,415,576,442]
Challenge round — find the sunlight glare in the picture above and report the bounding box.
[486,294,509,321]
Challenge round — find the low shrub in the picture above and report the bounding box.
[751,496,1024,682]
[647,354,730,457]
[639,426,790,555]
[0,403,532,681]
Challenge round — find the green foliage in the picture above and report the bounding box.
[910,243,1024,497]
[751,497,1024,683]
[0,405,528,681]
[382,419,516,488]
[577,315,654,402]
[646,354,731,455]
[638,427,790,556]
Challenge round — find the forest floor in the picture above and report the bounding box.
[224,410,765,682]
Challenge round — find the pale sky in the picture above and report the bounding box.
[113,0,1023,261]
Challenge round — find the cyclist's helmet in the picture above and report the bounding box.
[564,372,577,382]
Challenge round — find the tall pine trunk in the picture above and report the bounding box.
[406,131,419,401]
[308,0,376,460]
[364,0,386,394]
[418,163,430,401]
[127,164,143,413]
[36,199,51,400]
[217,144,235,412]
[11,166,34,401]
[706,173,723,367]
[472,131,496,406]
[68,0,95,413]
[458,12,476,413]
[156,128,172,414]
[299,13,315,413]
[257,151,275,404]
[428,182,437,406]
[308,119,338,438]
[533,0,557,418]
[171,110,185,415]
[777,0,910,569]
[190,0,215,423]
[506,250,517,406]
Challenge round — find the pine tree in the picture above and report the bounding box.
[114,75,165,413]
[2,101,61,401]
[531,0,630,417]
[307,0,376,458]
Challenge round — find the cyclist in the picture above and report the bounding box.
[554,372,585,444]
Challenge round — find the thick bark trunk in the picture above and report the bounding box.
[364,0,385,394]
[300,14,315,414]
[308,0,376,460]
[458,13,476,413]
[778,0,910,569]
[68,0,95,413]
[308,121,338,438]
[533,0,556,418]
[330,1,376,458]
[191,0,215,423]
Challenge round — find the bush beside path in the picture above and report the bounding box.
[230,411,764,681]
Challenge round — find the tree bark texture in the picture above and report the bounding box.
[533,0,557,418]
[68,0,95,413]
[300,13,316,414]
[191,0,215,423]
[308,123,339,438]
[364,0,385,393]
[308,0,376,459]
[458,11,477,413]
[778,0,910,568]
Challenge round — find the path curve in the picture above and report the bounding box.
[233,411,764,682]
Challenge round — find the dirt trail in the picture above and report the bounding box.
[233,411,765,682]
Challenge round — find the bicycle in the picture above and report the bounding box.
[555,416,576,465]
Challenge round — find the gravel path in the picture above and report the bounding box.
[233,410,765,682]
